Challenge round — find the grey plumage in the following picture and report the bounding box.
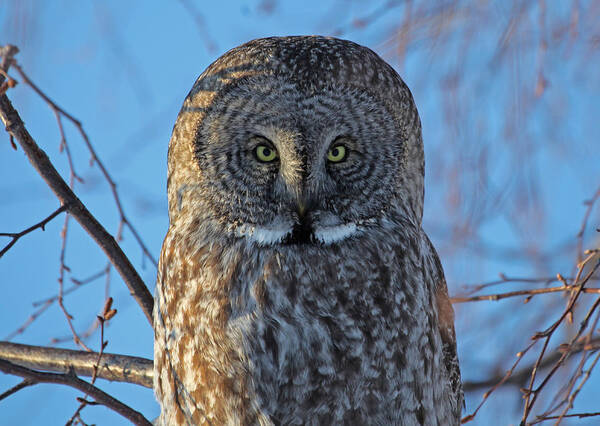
[154,36,462,425]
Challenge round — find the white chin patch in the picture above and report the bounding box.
[235,222,360,246]
[313,222,358,244]
[235,223,290,245]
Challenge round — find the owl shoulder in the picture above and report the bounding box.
[420,231,464,413]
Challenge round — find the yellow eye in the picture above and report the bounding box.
[327,145,347,163]
[254,144,278,162]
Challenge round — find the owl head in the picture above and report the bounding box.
[167,36,424,246]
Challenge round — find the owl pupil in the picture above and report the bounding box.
[332,148,339,156]
[263,148,271,156]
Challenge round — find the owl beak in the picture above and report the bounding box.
[297,199,307,218]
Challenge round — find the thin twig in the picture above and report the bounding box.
[67,298,117,424]
[536,411,600,420]
[451,284,600,303]
[462,337,600,392]
[521,260,600,422]
[57,211,92,351]
[0,379,34,401]
[4,270,107,341]
[0,205,67,258]
[457,274,570,296]
[576,185,600,264]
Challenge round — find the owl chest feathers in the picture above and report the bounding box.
[155,225,457,425]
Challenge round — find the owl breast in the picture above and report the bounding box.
[154,217,457,425]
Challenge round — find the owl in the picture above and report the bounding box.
[154,36,462,425]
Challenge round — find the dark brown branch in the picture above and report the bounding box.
[0,341,153,388]
[0,205,67,258]
[0,46,154,324]
[0,358,152,426]
[0,379,34,401]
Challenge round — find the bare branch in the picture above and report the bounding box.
[0,205,66,258]
[462,337,600,392]
[0,341,153,388]
[0,358,152,426]
[0,379,34,401]
[451,284,600,304]
[536,411,600,421]
[0,46,154,324]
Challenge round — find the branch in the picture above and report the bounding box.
[537,411,600,420]
[0,45,154,324]
[0,379,34,401]
[0,341,153,388]
[0,205,67,257]
[0,358,152,426]
[451,284,600,303]
[463,337,600,392]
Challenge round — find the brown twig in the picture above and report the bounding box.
[461,341,536,424]
[67,298,118,424]
[57,211,92,351]
[33,269,108,308]
[461,253,600,424]
[576,184,600,264]
[0,358,152,426]
[177,0,217,52]
[451,284,600,303]
[462,337,600,392]
[4,269,108,341]
[457,274,570,296]
[0,379,34,401]
[0,67,17,96]
[0,205,67,258]
[330,0,404,37]
[536,411,600,420]
[520,258,600,423]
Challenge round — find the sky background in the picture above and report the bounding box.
[1,1,599,425]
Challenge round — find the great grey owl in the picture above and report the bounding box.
[154,36,462,425]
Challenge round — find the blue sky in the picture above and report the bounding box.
[1,1,599,424]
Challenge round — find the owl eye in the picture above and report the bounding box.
[327,144,347,163]
[254,144,278,163]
